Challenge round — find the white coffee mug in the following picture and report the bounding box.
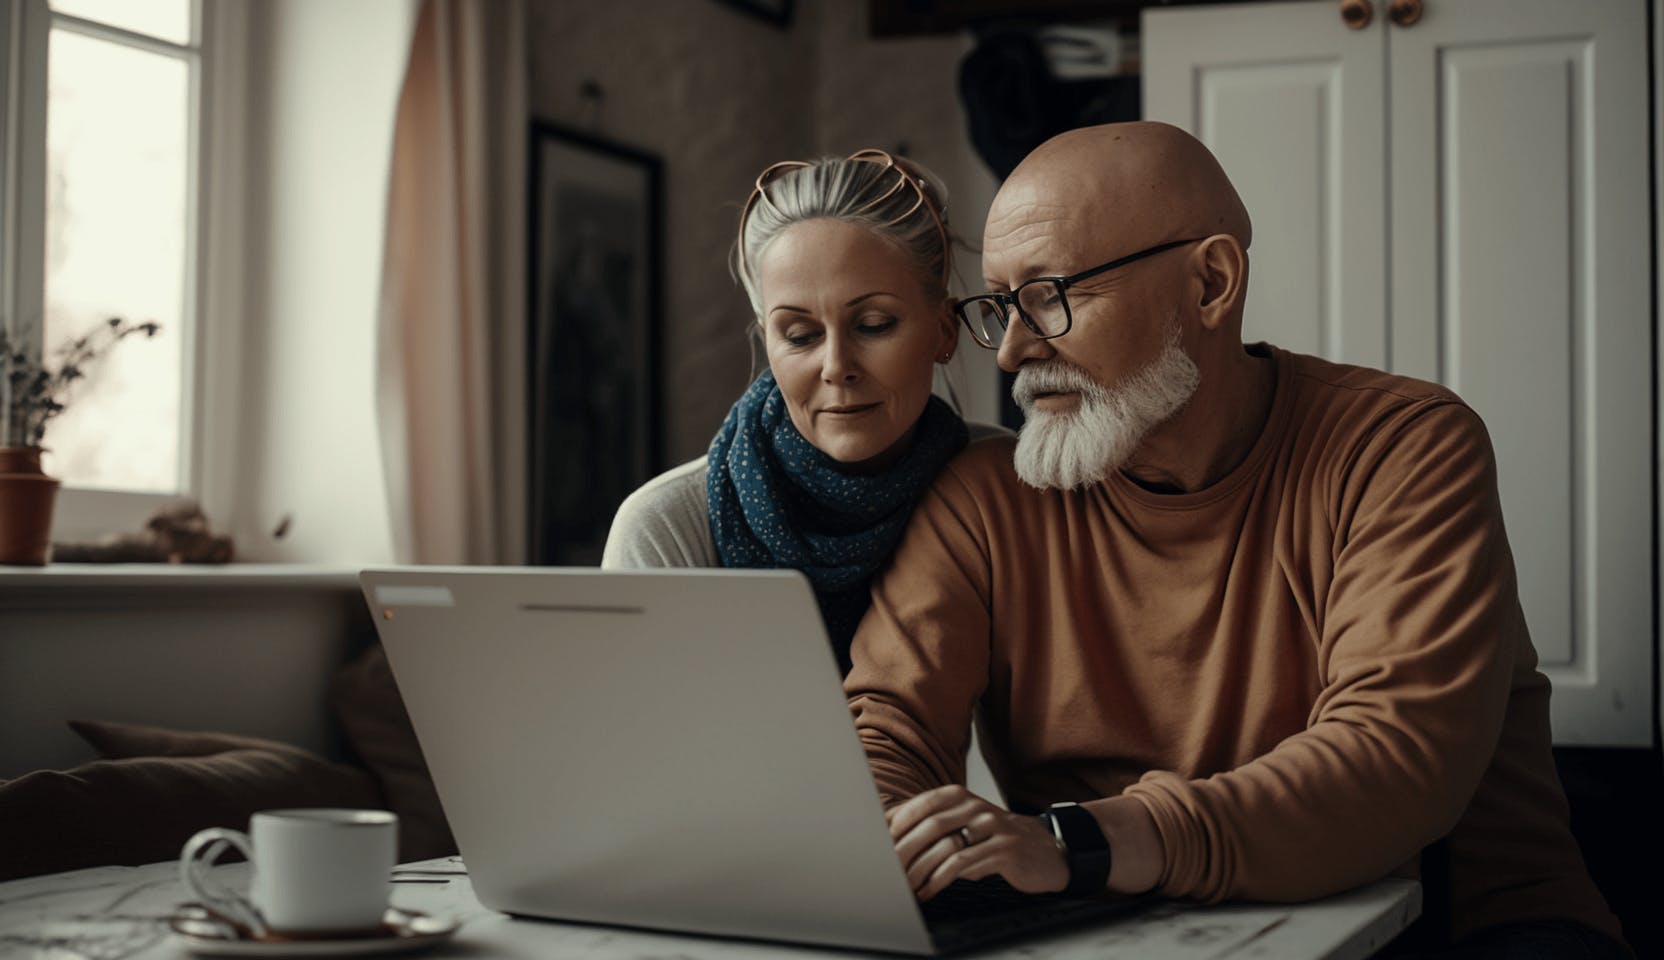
[180,808,398,937]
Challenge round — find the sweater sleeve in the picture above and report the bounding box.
[845,464,995,806]
[1124,401,1521,902]
[600,459,718,569]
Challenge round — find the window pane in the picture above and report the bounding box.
[49,0,193,46]
[42,28,189,494]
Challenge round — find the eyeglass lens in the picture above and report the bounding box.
[962,299,1007,346]
[962,279,1070,345]
[1016,280,1069,336]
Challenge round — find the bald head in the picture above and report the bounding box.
[987,122,1251,265]
[986,123,1273,495]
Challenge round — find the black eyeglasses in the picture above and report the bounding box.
[954,237,1203,348]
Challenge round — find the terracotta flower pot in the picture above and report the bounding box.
[0,446,60,565]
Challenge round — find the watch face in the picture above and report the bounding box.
[1045,804,1112,897]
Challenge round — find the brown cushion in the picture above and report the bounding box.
[69,718,303,760]
[0,747,383,882]
[329,645,457,861]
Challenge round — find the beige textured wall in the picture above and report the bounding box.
[526,0,1000,466]
[810,7,1003,431]
[528,0,814,465]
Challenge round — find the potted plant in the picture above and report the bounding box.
[0,317,161,565]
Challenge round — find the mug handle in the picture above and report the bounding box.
[179,827,266,937]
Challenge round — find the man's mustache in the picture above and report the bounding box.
[1012,362,1104,409]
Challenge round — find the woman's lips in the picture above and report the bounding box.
[820,402,881,416]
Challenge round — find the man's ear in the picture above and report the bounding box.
[1195,235,1247,332]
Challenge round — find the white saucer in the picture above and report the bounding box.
[168,905,460,957]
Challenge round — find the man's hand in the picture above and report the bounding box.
[886,785,1068,901]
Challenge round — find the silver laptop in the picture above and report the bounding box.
[360,566,1139,955]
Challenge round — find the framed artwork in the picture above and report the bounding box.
[527,120,664,565]
[715,0,794,28]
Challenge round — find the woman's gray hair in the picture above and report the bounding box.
[732,150,953,322]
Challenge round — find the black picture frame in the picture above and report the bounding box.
[526,120,664,565]
[715,0,794,28]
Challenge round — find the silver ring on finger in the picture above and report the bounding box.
[958,827,976,848]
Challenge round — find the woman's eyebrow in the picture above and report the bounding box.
[770,291,898,317]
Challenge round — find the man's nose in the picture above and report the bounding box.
[996,316,1055,373]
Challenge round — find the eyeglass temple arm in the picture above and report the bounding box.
[1063,237,1204,288]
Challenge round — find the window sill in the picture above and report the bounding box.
[0,562,363,599]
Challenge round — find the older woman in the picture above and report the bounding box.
[602,149,1004,674]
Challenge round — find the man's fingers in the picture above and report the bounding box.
[905,833,965,892]
[895,799,984,869]
[888,785,972,840]
[916,844,1004,901]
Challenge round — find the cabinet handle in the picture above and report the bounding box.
[1340,0,1373,29]
[1388,0,1423,27]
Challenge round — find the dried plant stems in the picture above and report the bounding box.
[0,316,161,448]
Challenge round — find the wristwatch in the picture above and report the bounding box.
[1039,802,1112,897]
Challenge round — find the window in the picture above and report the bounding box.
[3,0,246,538]
[45,0,195,493]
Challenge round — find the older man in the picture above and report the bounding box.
[845,122,1627,956]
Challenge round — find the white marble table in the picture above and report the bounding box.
[0,857,1420,960]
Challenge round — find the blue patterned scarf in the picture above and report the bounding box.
[707,371,969,675]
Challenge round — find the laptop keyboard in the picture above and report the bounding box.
[919,877,1051,921]
[919,877,1147,953]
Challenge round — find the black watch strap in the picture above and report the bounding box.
[1042,802,1112,897]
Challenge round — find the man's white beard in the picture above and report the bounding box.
[1012,326,1201,491]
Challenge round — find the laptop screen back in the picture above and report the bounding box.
[361,566,934,955]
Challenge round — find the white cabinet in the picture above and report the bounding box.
[1145,0,1651,747]
[1145,0,1388,367]
[1655,0,1664,755]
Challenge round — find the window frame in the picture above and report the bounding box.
[1,0,248,543]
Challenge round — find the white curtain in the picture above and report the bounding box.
[376,0,526,564]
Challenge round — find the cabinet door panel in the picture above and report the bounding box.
[1654,0,1663,755]
[1144,0,1385,367]
[1391,0,1650,745]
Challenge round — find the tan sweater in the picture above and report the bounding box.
[845,346,1619,943]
